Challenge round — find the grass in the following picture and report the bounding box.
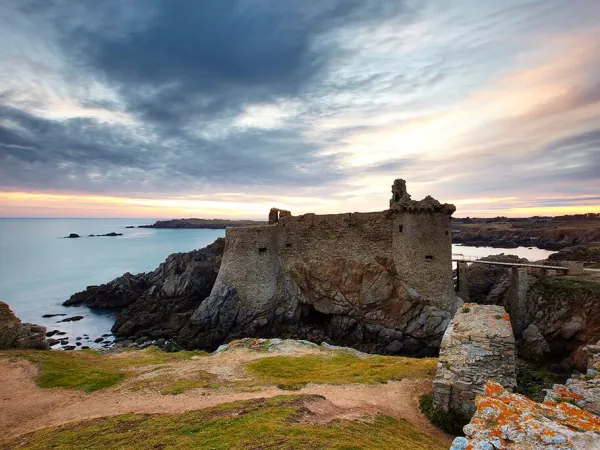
[129,370,264,395]
[1,395,447,450]
[0,347,207,392]
[246,353,437,390]
[418,394,469,437]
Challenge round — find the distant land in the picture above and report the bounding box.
[138,218,267,229]
[452,213,600,250]
[138,213,600,252]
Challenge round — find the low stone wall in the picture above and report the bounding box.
[432,303,516,417]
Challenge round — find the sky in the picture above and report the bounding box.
[0,0,599,219]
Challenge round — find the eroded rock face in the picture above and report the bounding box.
[0,301,48,350]
[433,304,516,417]
[63,238,225,341]
[452,381,600,450]
[184,256,458,354]
[523,278,600,371]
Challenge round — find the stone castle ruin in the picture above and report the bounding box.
[183,179,462,355]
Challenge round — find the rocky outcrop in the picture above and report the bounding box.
[452,381,600,450]
[519,324,551,362]
[452,216,600,250]
[544,340,600,416]
[549,244,600,263]
[182,256,460,354]
[64,238,225,341]
[0,301,48,350]
[522,277,600,371]
[465,254,527,303]
[64,271,149,309]
[433,304,516,417]
[464,259,600,370]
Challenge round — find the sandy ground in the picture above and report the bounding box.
[0,348,451,444]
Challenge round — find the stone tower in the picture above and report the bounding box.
[390,179,456,310]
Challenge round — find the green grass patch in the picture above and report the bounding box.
[1,395,447,450]
[0,347,207,392]
[418,394,469,437]
[246,353,437,390]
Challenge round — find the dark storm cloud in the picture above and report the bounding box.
[0,104,344,195]
[61,0,413,126]
[0,0,414,196]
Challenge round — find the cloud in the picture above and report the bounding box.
[0,0,599,217]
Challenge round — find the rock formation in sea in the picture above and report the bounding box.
[0,301,48,350]
[64,238,225,340]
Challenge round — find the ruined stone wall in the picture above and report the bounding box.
[188,179,458,353]
[433,303,516,417]
[393,210,454,310]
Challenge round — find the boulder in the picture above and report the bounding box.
[519,324,551,362]
[0,301,48,350]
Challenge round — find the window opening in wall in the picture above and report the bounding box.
[445,231,449,235]
[258,247,267,253]
[399,225,403,233]
[425,255,434,260]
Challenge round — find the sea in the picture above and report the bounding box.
[0,218,556,348]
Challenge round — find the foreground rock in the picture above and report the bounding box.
[452,381,600,450]
[433,304,516,417]
[0,301,48,350]
[544,339,600,416]
[64,238,225,341]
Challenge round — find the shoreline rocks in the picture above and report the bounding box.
[0,301,48,350]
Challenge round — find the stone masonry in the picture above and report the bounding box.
[186,179,461,354]
[433,303,516,417]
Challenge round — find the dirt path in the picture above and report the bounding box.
[0,352,451,444]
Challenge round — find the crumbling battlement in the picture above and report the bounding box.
[189,180,459,354]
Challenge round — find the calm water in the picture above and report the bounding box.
[0,218,224,346]
[0,218,555,347]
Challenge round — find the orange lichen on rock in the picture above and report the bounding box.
[451,381,600,450]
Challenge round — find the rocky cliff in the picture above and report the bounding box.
[0,301,48,350]
[64,238,225,341]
